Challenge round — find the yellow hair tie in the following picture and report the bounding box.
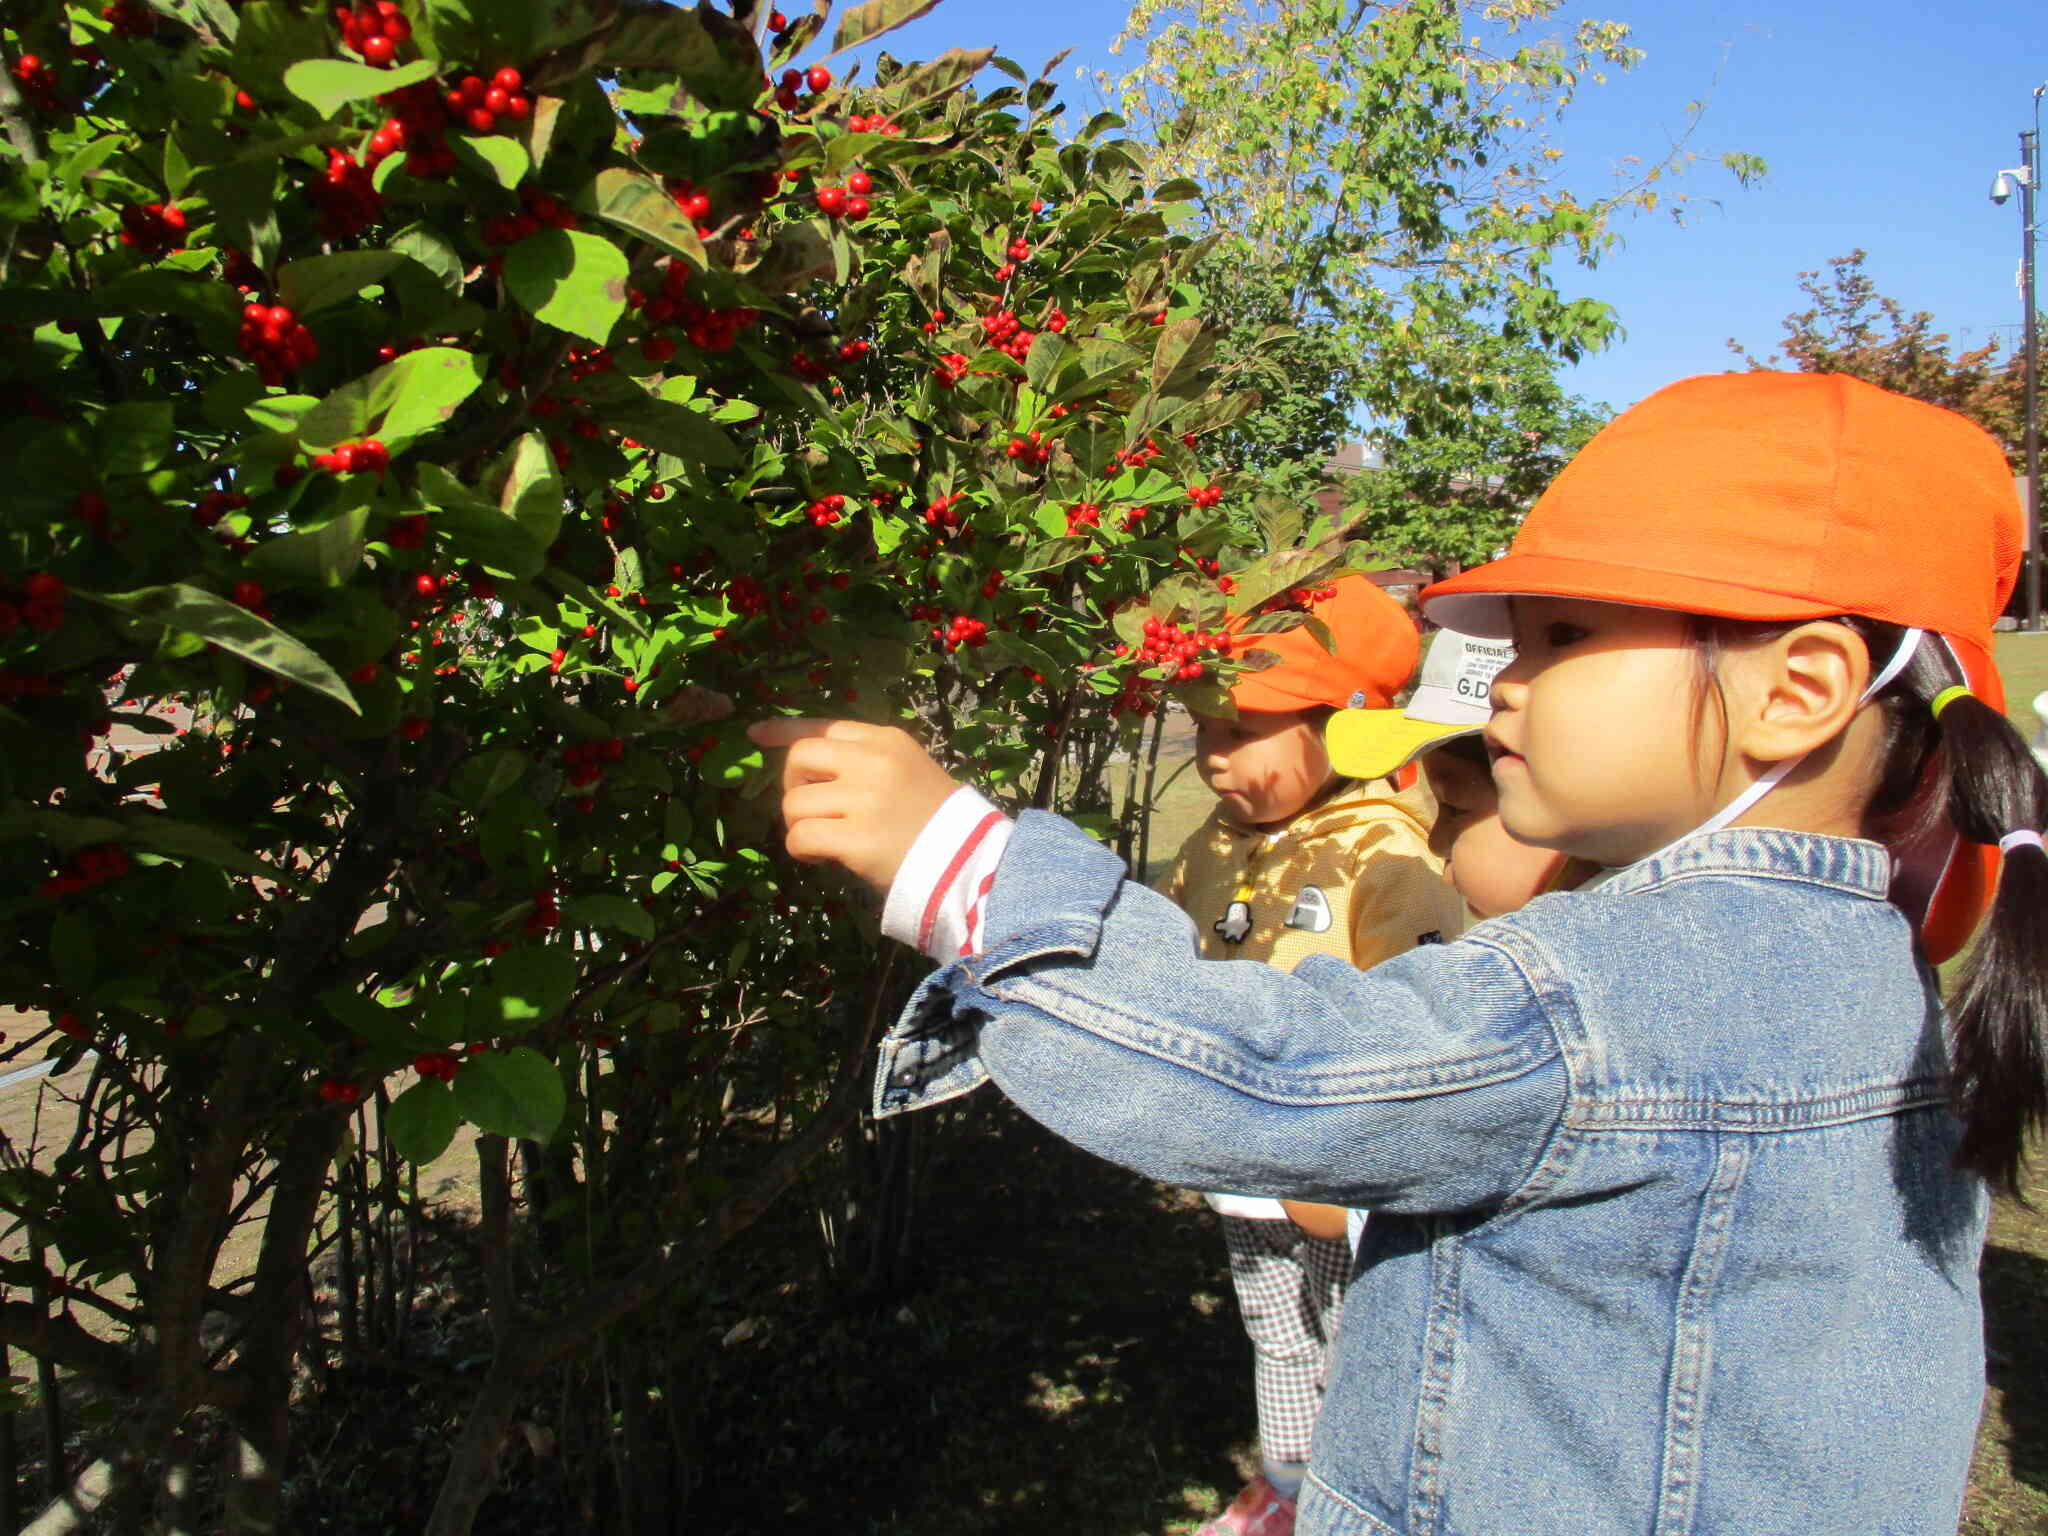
[1930,685,1973,721]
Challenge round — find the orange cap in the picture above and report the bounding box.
[1229,574,1419,714]
[1421,372,2022,692]
[1421,371,2023,964]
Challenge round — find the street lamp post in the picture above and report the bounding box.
[1991,85,2044,632]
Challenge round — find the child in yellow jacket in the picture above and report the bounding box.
[1155,576,1467,1536]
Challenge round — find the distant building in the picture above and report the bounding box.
[1314,439,1442,610]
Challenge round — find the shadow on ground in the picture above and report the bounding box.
[1981,1243,2048,1496]
[686,1097,1251,1535]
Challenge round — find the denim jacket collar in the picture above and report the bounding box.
[1590,826,1893,902]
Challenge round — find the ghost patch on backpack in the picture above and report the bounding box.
[1284,885,1332,933]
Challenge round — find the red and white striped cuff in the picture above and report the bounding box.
[880,787,1013,960]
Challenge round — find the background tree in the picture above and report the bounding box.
[1730,248,2028,469]
[1105,0,1764,509]
[1343,318,1609,577]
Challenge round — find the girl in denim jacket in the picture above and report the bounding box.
[752,372,2048,1536]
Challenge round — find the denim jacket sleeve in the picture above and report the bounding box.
[876,811,1572,1215]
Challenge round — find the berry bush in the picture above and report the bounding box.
[0,0,1365,1525]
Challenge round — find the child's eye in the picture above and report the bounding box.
[1544,621,1590,648]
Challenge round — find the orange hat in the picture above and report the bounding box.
[1422,372,2022,691]
[1421,371,2023,963]
[1229,573,1419,714]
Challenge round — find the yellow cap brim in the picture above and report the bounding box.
[1325,709,1485,781]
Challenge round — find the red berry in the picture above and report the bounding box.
[815,186,847,217]
[846,170,872,195]
[360,32,394,64]
[492,66,523,93]
[806,65,831,93]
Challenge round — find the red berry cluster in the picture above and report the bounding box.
[1044,306,1068,333]
[374,335,428,363]
[805,493,848,528]
[311,438,389,476]
[192,488,251,528]
[563,735,625,788]
[39,843,131,901]
[53,1011,90,1041]
[773,63,832,111]
[102,0,153,39]
[933,614,989,652]
[813,182,870,222]
[1065,502,1101,534]
[1260,582,1339,614]
[238,302,318,384]
[525,886,561,934]
[1117,437,1163,469]
[73,491,115,539]
[1004,431,1051,468]
[1006,237,1032,263]
[726,574,770,618]
[482,184,578,245]
[334,0,410,64]
[12,573,66,632]
[980,309,1036,361]
[386,513,429,550]
[319,1078,364,1105]
[312,149,382,238]
[360,79,457,178]
[846,112,901,135]
[119,202,186,256]
[1182,549,1222,577]
[923,492,967,531]
[10,54,64,114]
[1130,615,1227,680]
[413,1051,460,1084]
[1187,483,1224,509]
[231,579,270,617]
[629,260,761,356]
[668,177,717,238]
[932,352,971,389]
[447,67,530,134]
[920,308,949,334]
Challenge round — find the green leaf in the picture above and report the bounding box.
[487,432,564,555]
[76,585,360,714]
[95,403,174,477]
[282,57,436,119]
[1024,330,1070,395]
[50,914,96,996]
[882,47,998,115]
[450,1047,566,1142]
[477,790,556,879]
[581,168,706,268]
[276,251,406,316]
[697,735,762,787]
[447,131,530,192]
[386,1080,461,1163]
[130,816,302,888]
[299,347,486,456]
[830,0,942,55]
[387,223,464,292]
[502,230,628,345]
[1150,315,1213,393]
[482,947,577,1026]
[1012,536,1087,576]
[562,893,656,941]
[243,499,372,588]
[604,389,740,468]
[597,6,762,111]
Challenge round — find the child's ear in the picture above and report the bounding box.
[1737,621,1869,764]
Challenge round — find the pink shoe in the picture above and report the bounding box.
[1192,1475,1296,1536]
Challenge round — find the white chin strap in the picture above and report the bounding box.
[1635,628,1924,867]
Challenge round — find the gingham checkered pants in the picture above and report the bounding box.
[1219,1214,1350,1464]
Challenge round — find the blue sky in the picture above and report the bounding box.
[840,0,2044,416]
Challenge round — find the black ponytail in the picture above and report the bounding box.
[1855,618,2048,1197]
[1697,615,2048,1197]
[1925,685,2048,1197]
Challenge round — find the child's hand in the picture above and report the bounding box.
[745,718,960,895]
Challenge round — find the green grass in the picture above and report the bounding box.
[1996,632,2048,741]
